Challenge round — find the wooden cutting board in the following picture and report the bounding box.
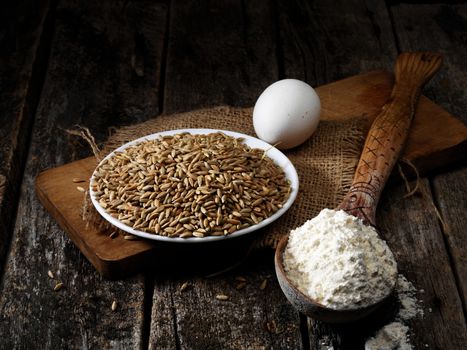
[35,71,467,279]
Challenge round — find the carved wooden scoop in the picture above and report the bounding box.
[275,52,443,323]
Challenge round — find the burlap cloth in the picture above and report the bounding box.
[86,106,368,249]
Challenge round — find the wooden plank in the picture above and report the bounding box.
[150,253,303,350]
[277,0,397,85]
[0,0,51,272]
[0,0,167,348]
[432,167,467,310]
[377,180,467,349]
[163,0,278,113]
[389,2,467,125]
[46,0,167,145]
[277,0,402,347]
[389,1,467,313]
[149,0,304,348]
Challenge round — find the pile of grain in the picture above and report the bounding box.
[91,132,291,238]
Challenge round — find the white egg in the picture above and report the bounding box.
[253,79,321,149]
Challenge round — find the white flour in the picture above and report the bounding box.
[396,275,424,321]
[365,274,424,350]
[283,208,397,309]
[365,322,411,350]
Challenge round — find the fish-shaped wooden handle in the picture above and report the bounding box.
[338,52,442,226]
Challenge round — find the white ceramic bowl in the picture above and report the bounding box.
[89,128,299,243]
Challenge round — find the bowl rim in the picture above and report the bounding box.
[89,128,299,244]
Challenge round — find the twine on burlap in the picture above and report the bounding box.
[77,106,368,249]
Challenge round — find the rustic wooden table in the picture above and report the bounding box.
[1,1,466,349]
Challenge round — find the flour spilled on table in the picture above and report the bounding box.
[365,274,424,350]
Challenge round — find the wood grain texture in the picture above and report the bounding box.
[0,87,146,349]
[277,0,397,85]
[150,253,303,350]
[0,0,168,348]
[163,0,278,113]
[35,158,158,279]
[0,0,51,272]
[48,0,167,146]
[377,180,467,349]
[390,0,467,315]
[149,1,304,348]
[390,2,467,125]
[431,167,467,311]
